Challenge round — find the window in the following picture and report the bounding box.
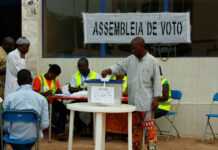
[43,0,218,57]
[43,0,160,58]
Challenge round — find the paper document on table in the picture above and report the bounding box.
[70,90,88,97]
[55,94,65,96]
[90,86,115,104]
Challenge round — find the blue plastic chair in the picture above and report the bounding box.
[1,109,40,150]
[203,93,218,141]
[158,90,182,138]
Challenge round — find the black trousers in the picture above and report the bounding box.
[154,109,169,119]
[11,143,34,150]
[52,101,68,134]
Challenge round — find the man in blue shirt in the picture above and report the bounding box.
[3,69,49,150]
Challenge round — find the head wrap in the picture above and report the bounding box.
[16,37,30,45]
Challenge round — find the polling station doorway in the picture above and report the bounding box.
[0,0,21,52]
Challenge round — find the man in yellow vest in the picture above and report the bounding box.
[110,73,128,96]
[154,66,172,118]
[33,64,68,140]
[69,57,100,93]
[69,57,100,136]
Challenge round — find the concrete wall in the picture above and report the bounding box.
[22,0,218,138]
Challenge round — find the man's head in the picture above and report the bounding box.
[17,69,32,86]
[77,57,90,77]
[16,37,30,55]
[131,37,147,59]
[46,64,61,80]
[2,37,15,53]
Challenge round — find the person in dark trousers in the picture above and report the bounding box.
[33,64,68,141]
[154,66,172,119]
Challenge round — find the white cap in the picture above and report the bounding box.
[16,37,30,45]
[0,97,3,103]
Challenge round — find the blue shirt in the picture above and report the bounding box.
[3,85,49,140]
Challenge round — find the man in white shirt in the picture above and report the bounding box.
[4,37,30,98]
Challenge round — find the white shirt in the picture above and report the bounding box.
[4,49,26,98]
[111,53,162,111]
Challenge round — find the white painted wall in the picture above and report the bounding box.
[22,0,218,138]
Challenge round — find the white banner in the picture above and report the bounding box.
[83,13,191,44]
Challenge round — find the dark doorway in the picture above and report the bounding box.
[0,0,21,46]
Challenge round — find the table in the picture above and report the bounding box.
[47,95,128,142]
[66,102,136,150]
[47,96,88,142]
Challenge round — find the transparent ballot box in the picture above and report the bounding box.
[85,79,122,106]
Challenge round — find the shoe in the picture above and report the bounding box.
[56,133,68,141]
[106,135,113,141]
[147,142,158,150]
[80,127,93,137]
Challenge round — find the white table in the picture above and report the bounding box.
[66,102,136,150]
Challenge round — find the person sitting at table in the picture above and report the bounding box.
[106,72,128,141]
[32,64,68,140]
[110,72,128,96]
[69,57,100,136]
[154,66,172,119]
[69,57,100,93]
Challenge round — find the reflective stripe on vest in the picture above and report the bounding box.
[74,71,97,87]
[39,74,56,94]
[111,75,128,93]
[158,78,172,111]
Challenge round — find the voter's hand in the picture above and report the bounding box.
[101,68,112,78]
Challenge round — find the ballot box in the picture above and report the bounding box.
[85,79,122,106]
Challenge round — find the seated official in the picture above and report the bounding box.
[110,73,128,96]
[32,64,68,140]
[69,57,100,136]
[33,64,62,97]
[69,57,100,93]
[154,66,172,119]
[3,69,49,150]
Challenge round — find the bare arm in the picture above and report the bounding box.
[101,56,130,77]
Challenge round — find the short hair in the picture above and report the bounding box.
[131,37,145,45]
[77,57,89,66]
[48,64,61,76]
[2,36,14,44]
[17,69,32,85]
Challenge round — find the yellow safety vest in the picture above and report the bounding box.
[74,71,97,87]
[111,75,128,93]
[39,74,57,94]
[158,78,172,111]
